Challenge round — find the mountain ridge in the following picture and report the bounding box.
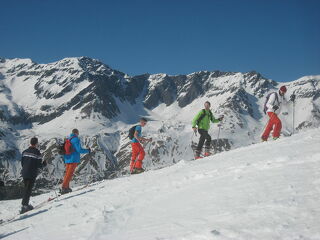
[0,56,319,197]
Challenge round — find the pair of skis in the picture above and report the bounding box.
[0,182,96,226]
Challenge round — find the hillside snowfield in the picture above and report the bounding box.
[1,129,320,240]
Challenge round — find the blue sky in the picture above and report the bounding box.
[1,0,319,82]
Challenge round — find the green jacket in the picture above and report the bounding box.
[192,109,220,131]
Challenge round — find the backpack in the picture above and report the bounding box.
[263,92,279,114]
[58,136,76,155]
[196,109,213,126]
[128,125,139,140]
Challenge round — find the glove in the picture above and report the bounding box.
[218,116,224,121]
[148,138,153,142]
[273,105,279,111]
[290,94,296,102]
[42,160,47,167]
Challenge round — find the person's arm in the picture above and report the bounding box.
[35,150,46,168]
[192,111,203,128]
[281,94,289,104]
[266,93,277,110]
[290,93,296,102]
[73,138,90,154]
[211,114,221,123]
[134,130,151,142]
[21,151,25,167]
[41,155,47,167]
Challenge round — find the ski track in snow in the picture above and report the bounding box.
[1,129,320,240]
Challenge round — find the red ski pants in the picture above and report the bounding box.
[130,142,145,171]
[62,163,78,189]
[262,112,282,139]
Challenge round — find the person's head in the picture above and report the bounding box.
[72,128,79,136]
[279,86,287,96]
[140,117,148,127]
[30,137,38,148]
[204,101,211,110]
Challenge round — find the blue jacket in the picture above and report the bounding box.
[64,134,89,164]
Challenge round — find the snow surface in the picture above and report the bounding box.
[1,129,320,240]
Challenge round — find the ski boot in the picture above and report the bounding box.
[204,146,212,157]
[194,150,203,160]
[204,152,211,157]
[131,168,145,174]
[60,187,72,195]
[20,204,34,214]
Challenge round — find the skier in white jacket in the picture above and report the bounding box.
[261,85,287,141]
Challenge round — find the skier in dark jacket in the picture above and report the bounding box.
[20,137,47,214]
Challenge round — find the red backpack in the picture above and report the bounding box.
[58,136,76,155]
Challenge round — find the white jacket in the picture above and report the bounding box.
[266,92,283,114]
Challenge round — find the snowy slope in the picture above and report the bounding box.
[1,129,320,240]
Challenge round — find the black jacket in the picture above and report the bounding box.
[21,147,46,179]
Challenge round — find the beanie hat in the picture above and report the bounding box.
[279,86,287,93]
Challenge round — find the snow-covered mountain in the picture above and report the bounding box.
[1,128,320,240]
[0,57,319,196]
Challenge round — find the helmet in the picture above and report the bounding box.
[279,86,287,93]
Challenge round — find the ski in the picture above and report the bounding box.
[0,182,98,226]
[0,196,59,226]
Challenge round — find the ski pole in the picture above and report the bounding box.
[49,165,59,198]
[190,130,197,148]
[216,118,223,153]
[292,100,295,135]
[217,124,221,141]
[217,114,224,141]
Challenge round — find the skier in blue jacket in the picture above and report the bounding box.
[61,129,90,194]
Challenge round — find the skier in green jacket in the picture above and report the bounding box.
[192,101,223,159]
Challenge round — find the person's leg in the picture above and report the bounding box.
[204,131,212,155]
[130,143,140,172]
[196,129,206,153]
[67,163,77,189]
[21,178,35,206]
[62,163,78,189]
[262,112,276,140]
[62,164,71,189]
[135,143,145,169]
[272,114,282,138]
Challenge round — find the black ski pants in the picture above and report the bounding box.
[196,129,211,152]
[22,178,35,206]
